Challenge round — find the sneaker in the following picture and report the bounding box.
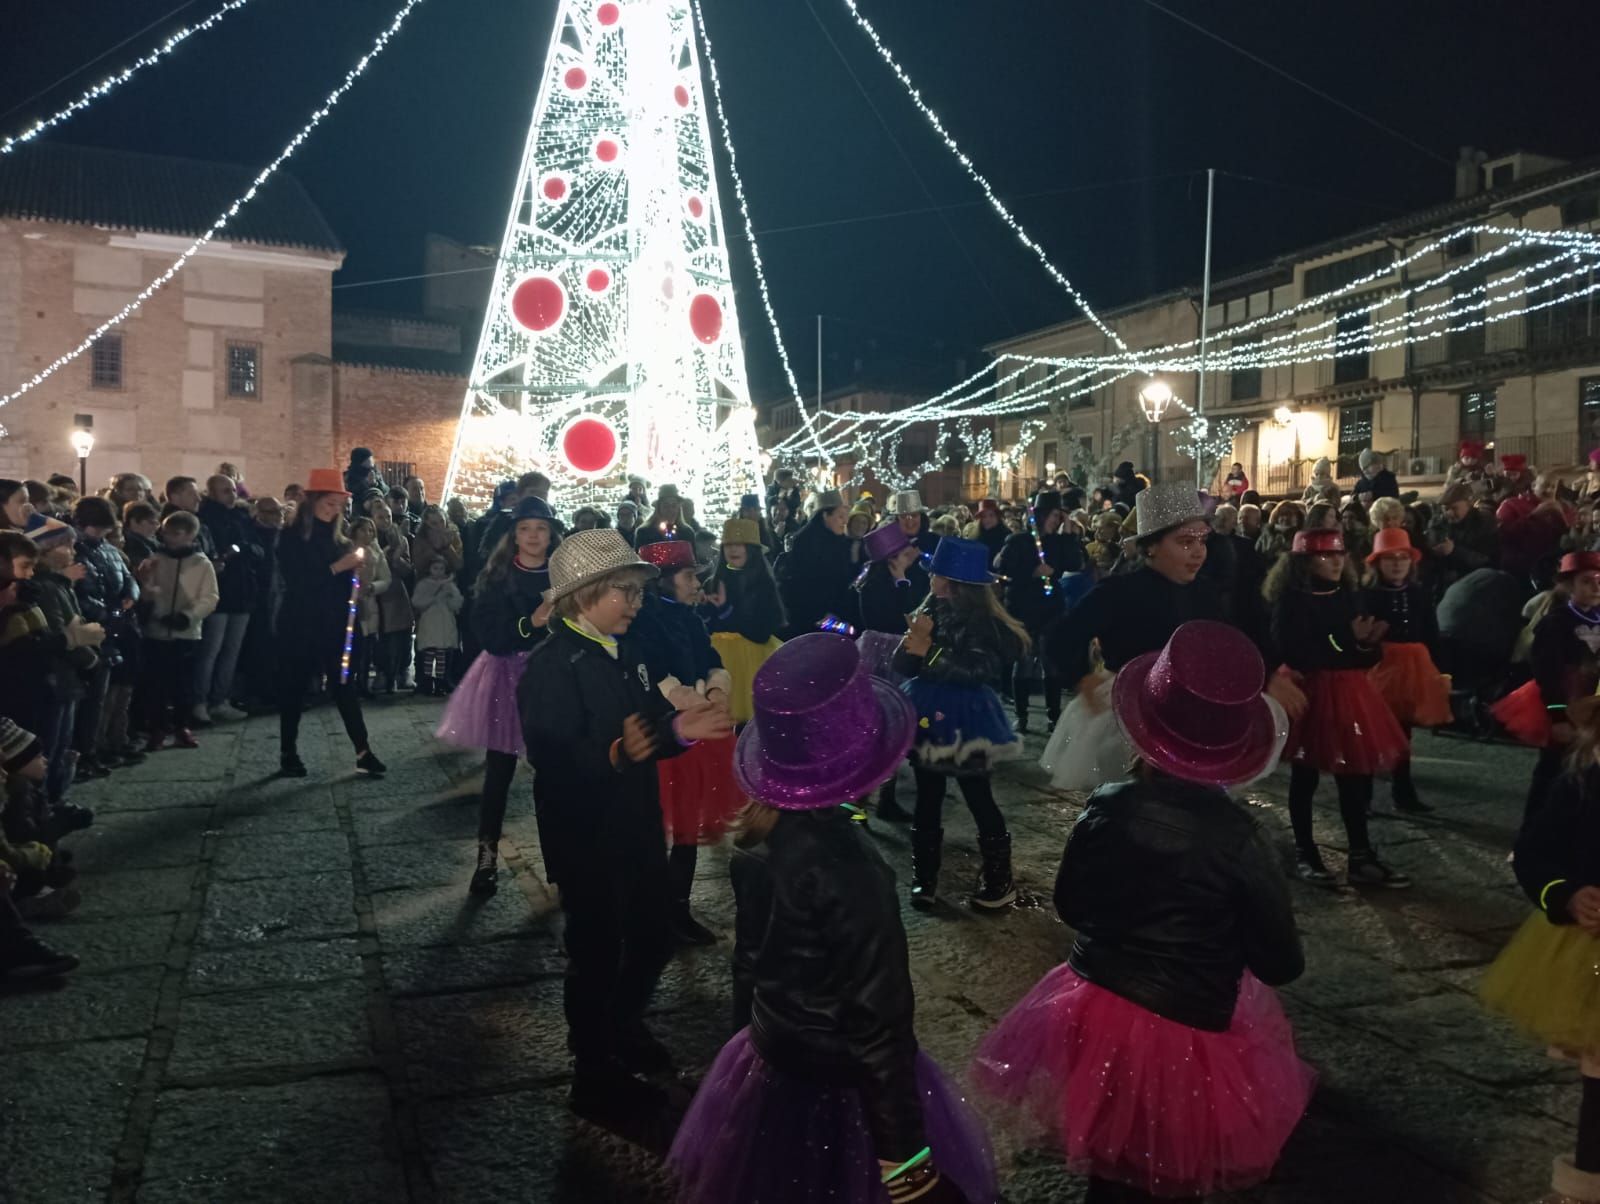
[0,931,79,980]
[210,703,248,722]
[279,753,308,779]
[909,880,938,911]
[355,750,387,777]
[469,842,499,897]
[173,729,200,750]
[1296,852,1339,887]
[190,704,212,728]
[144,731,167,754]
[1347,852,1412,889]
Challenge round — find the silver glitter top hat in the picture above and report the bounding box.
[1135,481,1206,538]
[545,529,658,604]
[889,489,924,515]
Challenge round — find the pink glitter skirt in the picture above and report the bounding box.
[434,649,531,757]
[972,965,1314,1197]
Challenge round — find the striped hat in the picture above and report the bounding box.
[0,718,44,775]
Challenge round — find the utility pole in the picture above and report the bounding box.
[1196,167,1215,491]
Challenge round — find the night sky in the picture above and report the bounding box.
[10,0,1600,401]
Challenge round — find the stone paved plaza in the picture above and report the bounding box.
[0,692,1574,1203]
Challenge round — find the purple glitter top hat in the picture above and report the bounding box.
[1112,620,1278,787]
[734,632,916,810]
[862,523,912,563]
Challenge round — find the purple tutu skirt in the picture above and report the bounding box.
[856,629,905,685]
[669,1028,998,1204]
[434,650,531,757]
[972,965,1314,1198]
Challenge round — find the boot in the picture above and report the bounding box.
[469,841,499,897]
[971,832,1018,910]
[1545,1153,1600,1203]
[667,845,716,945]
[876,776,911,824]
[1391,762,1433,814]
[910,826,942,910]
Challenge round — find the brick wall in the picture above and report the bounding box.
[330,362,466,501]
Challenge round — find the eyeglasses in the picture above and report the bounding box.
[610,582,645,604]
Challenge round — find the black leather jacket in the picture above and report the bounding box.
[734,809,926,1161]
[1057,777,1304,1032]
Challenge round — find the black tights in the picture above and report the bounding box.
[668,844,697,903]
[1579,1072,1600,1173]
[278,651,369,757]
[1012,663,1062,720]
[477,749,519,843]
[1288,764,1372,858]
[912,768,1006,840]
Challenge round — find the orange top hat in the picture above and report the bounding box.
[1365,527,1421,565]
[305,468,349,496]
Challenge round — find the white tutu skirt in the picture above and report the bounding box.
[1040,673,1130,792]
[1041,671,1290,793]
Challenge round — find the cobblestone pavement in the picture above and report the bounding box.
[0,692,1572,1203]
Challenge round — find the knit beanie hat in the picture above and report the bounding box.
[23,514,75,549]
[0,718,44,776]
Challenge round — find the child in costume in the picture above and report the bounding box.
[704,517,785,725]
[892,537,1026,911]
[438,496,558,897]
[670,632,996,1204]
[1493,551,1600,819]
[632,539,740,946]
[1481,692,1600,1204]
[853,522,930,823]
[517,530,730,1127]
[1363,527,1451,814]
[410,557,462,697]
[973,620,1312,1204]
[1266,528,1412,888]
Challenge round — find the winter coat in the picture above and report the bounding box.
[998,528,1085,633]
[472,561,553,656]
[373,526,415,634]
[1496,493,1576,585]
[517,618,687,884]
[1351,468,1400,503]
[197,497,264,614]
[123,529,160,570]
[74,536,140,666]
[1270,586,1380,674]
[277,520,358,662]
[1046,567,1224,683]
[891,596,1022,691]
[32,571,98,674]
[629,594,722,687]
[356,544,391,637]
[707,562,786,645]
[1530,601,1600,711]
[141,547,219,643]
[410,525,463,581]
[1059,776,1304,1032]
[1512,763,1600,923]
[0,587,78,720]
[412,578,463,650]
[733,807,927,1161]
[776,519,856,638]
[973,519,1009,568]
[854,562,927,635]
[1427,507,1500,586]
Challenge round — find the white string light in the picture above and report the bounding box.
[1,0,260,156]
[836,0,1134,356]
[0,0,427,409]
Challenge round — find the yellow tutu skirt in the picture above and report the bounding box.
[1480,912,1600,1055]
[710,632,782,725]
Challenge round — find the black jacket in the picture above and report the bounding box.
[998,529,1084,632]
[1046,567,1223,683]
[734,808,926,1161]
[1513,763,1600,921]
[776,520,856,637]
[891,596,1021,691]
[1427,507,1500,583]
[276,520,356,661]
[854,562,928,635]
[629,594,721,684]
[73,535,138,627]
[198,497,265,614]
[974,519,1009,567]
[123,529,160,570]
[1271,585,1381,673]
[707,563,785,645]
[1530,601,1600,709]
[1058,777,1304,1032]
[1364,581,1437,650]
[518,618,685,883]
[471,561,552,656]
[1352,469,1400,502]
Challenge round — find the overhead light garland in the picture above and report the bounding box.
[0,0,427,409]
[1,0,260,156]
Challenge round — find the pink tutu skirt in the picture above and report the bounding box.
[658,734,744,845]
[972,965,1314,1198]
[434,649,531,757]
[1284,668,1409,775]
[668,1027,998,1204]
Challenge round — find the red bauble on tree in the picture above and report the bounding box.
[689,293,723,345]
[510,275,566,333]
[561,416,620,476]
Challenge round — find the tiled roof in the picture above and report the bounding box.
[0,142,342,254]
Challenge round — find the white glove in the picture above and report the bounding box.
[66,617,106,649]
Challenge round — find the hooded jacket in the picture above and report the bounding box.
[141,545,220,642]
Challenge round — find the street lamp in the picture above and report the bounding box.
[1138,380,1173,424]
[69,414,94,496]
[1273,405,1295,426]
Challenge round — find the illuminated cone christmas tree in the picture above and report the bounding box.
[443,0,763,516]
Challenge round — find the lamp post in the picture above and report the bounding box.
[70,414,94,497]
[1138,380,1173,424]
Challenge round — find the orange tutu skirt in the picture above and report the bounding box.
[1285,668,1409,775]
[1370,642,1452,728]
[658,734,745,846]
[1491,680,1552,747]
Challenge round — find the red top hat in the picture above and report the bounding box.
[1366,527,1421,565]
[1558,551,1600,577]
[1291,529,1346,555]
[1500,453,1528,473]
[305,468,350,496]
[638,540,697,572]
[1459,439,1486,459]
[1112,620,1281,786]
